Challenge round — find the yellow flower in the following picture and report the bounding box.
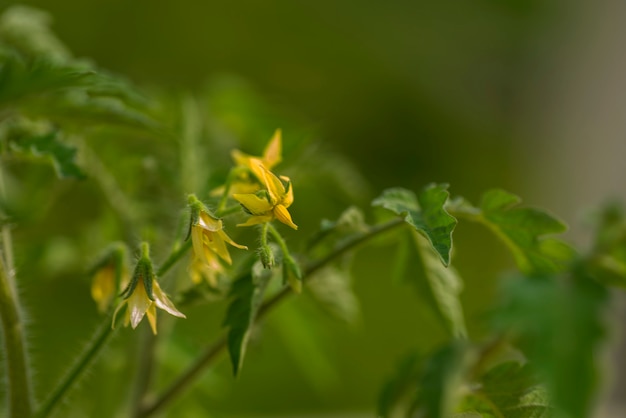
[210,129,282,197]
[113,278,185,335]
[190,208,248,285]
[231,129,282,171]
[233,160,298,230]
[90,244,129,313]
[112,243,185,334]
[91,265,117,313]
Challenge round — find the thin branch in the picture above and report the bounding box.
[138,217,406,417]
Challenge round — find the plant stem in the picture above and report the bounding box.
[137,217,406,417]
[34,313,113,418]
[0,254,33,418]
[33,240,192,418]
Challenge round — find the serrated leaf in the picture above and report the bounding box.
[377,351,422,418]
[494,272,608,418]
[411,342,470,418]
[222,264,273,376]
[9,130,85,179]
[458,362,551,418]
[480,189,575,275]
[398,229,467,339]
[586,203,626,288]
[373,184,457,266]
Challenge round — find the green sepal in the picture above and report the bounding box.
[373,184,457,266]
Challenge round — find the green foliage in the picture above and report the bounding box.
[494,271,607,418]
[0,5,624,418]
[378,351,422,418]
[398,229,467,339]
[373,184,457,266]
[222,264,274,376]
[4,123,84,179]
[457,362,551,418]
[449,189,575,275]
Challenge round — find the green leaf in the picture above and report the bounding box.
[373,184,457,266]
[8,129,85,179]
[449,189,574,275]
[307,265,360,325]
[481,189,574,275]
[377,351,422,418]
[586,203,626,288]
[398,229,467,339]
[411,342,470,418]
[458,362,551,418]
[222,263,273,376]
[495,272,608,418]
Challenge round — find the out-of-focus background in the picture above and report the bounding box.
[4,0,626,416]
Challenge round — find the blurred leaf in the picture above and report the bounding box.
[494,271,608,418]
[457,361,551,418]
[307,206,369,253]
[271,303,340,395]
[0,49,90,106]
[377,351,422,418]
[222,263,273,376]
[307,264,360,325]
[0,5,71,62]
[23,91,157,131]
[8,128,84,179]
[397,229,467,339]
[586,203,626,288]
[411,342,470,418]
[373,184,456,266]
[449,189,574,275]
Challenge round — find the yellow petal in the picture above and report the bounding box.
[263,129,282,168]
[233,193,273,215]
[231,149,252,168]
[198,212,223,232]
[127,282,152,329]
[236,214,274,227]
[152,280,186,319]
[255,162,285,201]
[146,304,157,334]
[205,231,233,264]
[191,226,207,263]
[274,204,298,230]
[91,266,115,313]
[280,176,294,208]
[218,229,248,250]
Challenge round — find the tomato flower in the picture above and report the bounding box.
[233,160,297,230]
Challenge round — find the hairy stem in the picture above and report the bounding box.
[138,217,406,417]
[33,240,192,418]
[34,313,113,418]
[0,254,33,418]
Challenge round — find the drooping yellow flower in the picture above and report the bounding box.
[91,265,117,313]
[112,243,185,334]
[113,278,185,334]
[90,244,129,313]
[191,210,248,265]
[233,160,298,230]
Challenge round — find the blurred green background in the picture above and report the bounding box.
[3,0,626,416]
